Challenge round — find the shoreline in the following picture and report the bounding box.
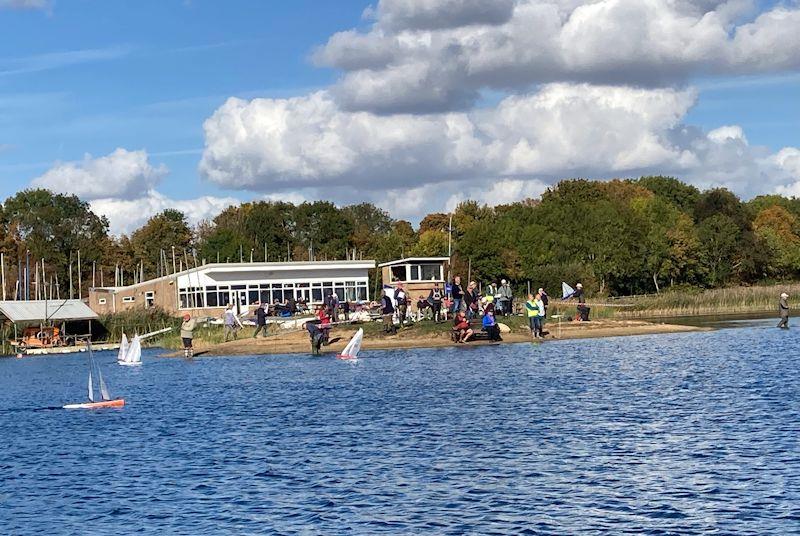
[161,319,709,358]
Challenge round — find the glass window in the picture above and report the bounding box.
[219,292,230,306]
[410,265,420,280]
[249,290,259,303]
[335,288,345,300]
[207,291,218,307]
[421,264,441,280]
[312,288,322,301]
[390,266,405,281]
[357,287,367,301]
[232,284,246,290]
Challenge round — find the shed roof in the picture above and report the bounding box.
[378,257,449,268]
[0,300,98,323]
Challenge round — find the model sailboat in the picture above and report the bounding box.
[118,334,142,366]
[337,328,363,360]
[64,341,125,409]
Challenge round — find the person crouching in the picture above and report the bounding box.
[304,321,325,355]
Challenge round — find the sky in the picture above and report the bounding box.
[0,0,798,235]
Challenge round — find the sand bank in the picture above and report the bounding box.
[160,319,706,358]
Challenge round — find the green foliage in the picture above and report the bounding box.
[6,177,800,303]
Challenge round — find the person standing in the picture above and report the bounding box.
[465,281,480,320]
[429,282,444,323]
[395,284,409,328]
[180,313,197,358]
[535,291,546,338]
[524,294,540,339]
[341,299,350,321]
[485,281,497,304]
[778,292,790,328]
[253,303,268,338]
[538,287,549,316]
[451,276,464,314]
[498,279,513,316]
[381,290,397,334]
[223,303,243,342]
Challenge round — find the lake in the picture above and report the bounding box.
[1,321,798,534]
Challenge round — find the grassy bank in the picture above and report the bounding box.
[615,282,800,318]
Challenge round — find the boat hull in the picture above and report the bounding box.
[63,399,125,409]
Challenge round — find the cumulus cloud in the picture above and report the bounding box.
[199,81,800,220]
[200,84,697,190]
[91,191,238,236]
[315,0,800,113]
[32,148,168,200]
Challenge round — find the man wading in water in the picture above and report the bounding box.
[181,314,196,358]
[778,292,790,328]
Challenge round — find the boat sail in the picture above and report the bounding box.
[117,333,129,364]
[64,341,125,409]
[118,334,142,366]
[337,328,363,360]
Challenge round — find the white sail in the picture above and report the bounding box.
[88,367,94,402]
[97,367,111,401]
[339,328,363,359]
[117,333,129,363]
[123,335,142,365]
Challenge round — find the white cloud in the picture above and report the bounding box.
[32,148,168,200]
[200,84,697,191]
[199,81,800,221]
[316,0,800,113]
[0,0,49,9]
[90,190,238,236]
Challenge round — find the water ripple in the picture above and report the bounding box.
[1,323,798,534]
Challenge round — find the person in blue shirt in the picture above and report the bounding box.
[482,309,502,341]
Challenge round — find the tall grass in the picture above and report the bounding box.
[615,283,800,318]
[97,308,180,343]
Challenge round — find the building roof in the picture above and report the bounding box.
[92,260,377,292]
[0,300,98,323]
[378,257,449,268]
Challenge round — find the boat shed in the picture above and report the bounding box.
[0,300,98,325]
[0,300,99,349]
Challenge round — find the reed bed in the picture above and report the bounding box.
[615,283,800,318]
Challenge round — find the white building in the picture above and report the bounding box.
[89,260,375,316]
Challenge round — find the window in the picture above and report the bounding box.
[122,296,135,303]
[98,298,107,305]
[410,265,420,280]
[390,265,406,281]
[206,290,218,307]
[145,291,155,308]
[420,264,441,281]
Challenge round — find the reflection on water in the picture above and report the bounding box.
[1,326,798,534]
[646,312,779,329]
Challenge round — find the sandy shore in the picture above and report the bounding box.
[161,319,707,358]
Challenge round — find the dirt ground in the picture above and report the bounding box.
[160,319,706,358]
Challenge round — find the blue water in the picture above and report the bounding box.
[1,323,799,534]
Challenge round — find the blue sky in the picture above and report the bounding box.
[1,0,799,233]
[0,1,371,200]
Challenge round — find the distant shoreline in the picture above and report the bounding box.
[161,319,709,358]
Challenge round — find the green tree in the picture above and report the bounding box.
[129,209,193,276]
[637,176,700,213]
[4,189,110,296]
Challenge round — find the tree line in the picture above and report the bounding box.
[2,176,799,300]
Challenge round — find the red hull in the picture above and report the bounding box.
[63,399,125,409]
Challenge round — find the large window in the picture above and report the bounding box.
[390,263,443,282]
[178,277,369,308]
